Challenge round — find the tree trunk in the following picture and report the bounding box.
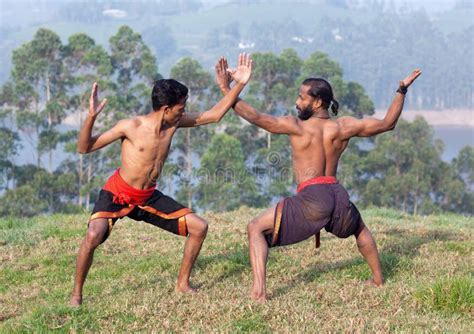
[186,128,192,209]
[46,73,53,172]
[78,103,84,207]
[35,92,41,168]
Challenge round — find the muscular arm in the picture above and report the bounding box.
[230,95,302,135]
[215,57,302,135]
[338,69,422,139]
[77,82,130,154]
[178,53,253,128]
[338,93,406,139]
[177,82,245,128]
[77,116,129,154]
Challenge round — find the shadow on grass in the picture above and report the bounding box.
[272,228,459,299]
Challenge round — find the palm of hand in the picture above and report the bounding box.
[401,69,422,88]
[232,65,251,85]
[89,83,107,117]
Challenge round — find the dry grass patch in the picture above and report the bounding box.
[0,208,472,332]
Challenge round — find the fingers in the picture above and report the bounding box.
[223,57,228,71]
[246,54,252,67]
[91,82,98,101]
[237,53,252,67]
[97,98,108,114]
[215,57,222,74]
[226,68,236,77]
[412,68,422,79]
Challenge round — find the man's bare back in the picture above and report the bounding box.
[215,56,421,301]
[216,61,421,183]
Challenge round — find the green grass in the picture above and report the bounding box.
[415,276,473,314]
[0,208,472,332]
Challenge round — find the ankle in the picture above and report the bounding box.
[373,277,384,286]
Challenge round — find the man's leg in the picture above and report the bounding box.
[247,206,276,302]
[354,220,384,286]
[175,213,208,293]
[70,218,109,306]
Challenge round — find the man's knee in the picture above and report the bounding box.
[247,219,261,235]
[186,215,208,238]
[85,220,108,248]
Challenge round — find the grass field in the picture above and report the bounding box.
[0,207,472,332]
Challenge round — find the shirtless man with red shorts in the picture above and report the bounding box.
[70,54,253,306]
[216,58,421,301]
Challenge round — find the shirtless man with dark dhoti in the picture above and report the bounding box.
[216,58,421,302]
[70,54,253,306]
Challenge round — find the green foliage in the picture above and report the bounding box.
[0,25,470,217]
[339,117,472,214]
[0,185,48,217]
[196,133,264,211]
[170,57,215,207]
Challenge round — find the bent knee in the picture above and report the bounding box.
[247,219,260,234]
[85,220,108,247]
[186,215,208,237]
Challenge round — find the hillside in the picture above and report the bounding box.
[1,208,472,331]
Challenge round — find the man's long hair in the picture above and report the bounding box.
[302,78,339,115]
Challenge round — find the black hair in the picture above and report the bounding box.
[302,78,339,115]
[151,79,188,111]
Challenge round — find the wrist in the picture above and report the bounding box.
[396,85,407,95]
[219,85,231,94]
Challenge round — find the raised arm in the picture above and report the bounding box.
[216,57,302,136]
[77,83,128,154]
[178,53,252,128]
[337,69,422,139]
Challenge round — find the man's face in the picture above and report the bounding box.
[164,97,187,124]
[295,85,315,120]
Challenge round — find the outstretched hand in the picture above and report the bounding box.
[89,82,108,118]
[400,69,422,89]
[215,57,232,92]
[226,53,253,86]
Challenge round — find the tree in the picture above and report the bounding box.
[170,57,214,208]
[10,28,68,171]
[196,133,263,211]
[353,117,450,214]
[63,32,113,208]
[0,82,21,190]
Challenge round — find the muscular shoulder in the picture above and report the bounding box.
[283,115,300,125]
[112,117,142,137]
[335,116,359,127]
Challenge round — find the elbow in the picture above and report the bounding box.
[382,119,397,132]
[212,115,223,124]
[386,122,397,131]
[76,145,88,154]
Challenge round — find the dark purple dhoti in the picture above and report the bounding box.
[266,176,361,248]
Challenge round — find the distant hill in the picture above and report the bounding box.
[0,0,473,108]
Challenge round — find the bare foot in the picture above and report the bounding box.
[175,284,197,294]
[364,278,383,287]
[250,290,267,303]
[69,294,82,307]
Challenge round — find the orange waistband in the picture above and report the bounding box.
[103,169,156,205]
[297,176,337,193]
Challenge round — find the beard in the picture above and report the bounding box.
[297,106,313,120]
